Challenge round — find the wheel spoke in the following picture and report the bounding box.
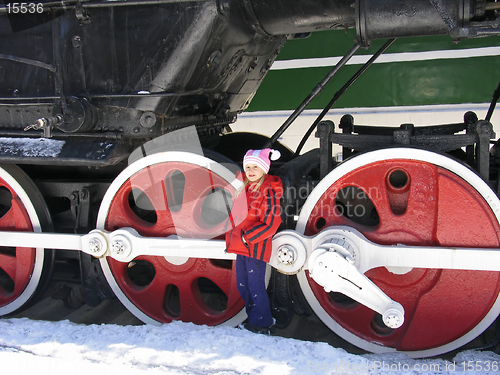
[203,260,237,298]
[12,248,36,294]
[0,248,35,291]
[132,166,171,226]
[0,252,16,282]
[184,259,243,316]
[127,262,171,320]
[205,261,250,317]
[105,182,157,233]
[11,197,33,231]
[176,276,209,322]
[0,206,14,228]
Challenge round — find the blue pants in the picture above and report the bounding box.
[236,255,273,328]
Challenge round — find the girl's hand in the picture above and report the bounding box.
[241,232,249,247]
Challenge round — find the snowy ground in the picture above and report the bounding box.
[1,318,500,374]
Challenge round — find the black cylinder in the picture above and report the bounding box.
[356,0,470,46]
[247,0,474,45]
[246,0,356,35]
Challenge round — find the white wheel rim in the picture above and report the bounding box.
[296,148,500,358]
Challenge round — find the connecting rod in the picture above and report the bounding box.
[3,225,500,328]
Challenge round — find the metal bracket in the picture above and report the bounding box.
[70,187,92,233]
[75,2,91,25]
[316,121,334,180]
[308,246,405,329]
[24,115,63,138]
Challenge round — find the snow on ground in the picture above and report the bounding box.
[1,318,500,375]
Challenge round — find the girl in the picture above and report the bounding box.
[225,148,283,334]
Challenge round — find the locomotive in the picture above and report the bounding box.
[1,0,500,358]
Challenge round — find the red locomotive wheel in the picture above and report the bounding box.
[0,165,52,315]
[97,152,246,326]
[296,148,500,357]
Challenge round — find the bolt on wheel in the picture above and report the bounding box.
[97,151,246,326]
[0,164,53,316]
[296,148,500,358]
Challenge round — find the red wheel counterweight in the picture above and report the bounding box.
[297,148,500,357]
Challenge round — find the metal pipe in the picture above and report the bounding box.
[0,90,208,102]
[265,43,361,148]
[0,54,56,72]
[486,80,500,122]
[294,38,396,156]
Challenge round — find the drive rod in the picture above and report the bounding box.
[294,38,396,156]
[266,43,361,148]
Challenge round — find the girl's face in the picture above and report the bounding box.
[245,164,265,182]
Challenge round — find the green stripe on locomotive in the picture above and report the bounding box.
[247,29,500,112]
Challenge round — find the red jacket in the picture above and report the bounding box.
[225,174,283,262]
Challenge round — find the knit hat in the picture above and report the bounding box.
[243,148,281,174]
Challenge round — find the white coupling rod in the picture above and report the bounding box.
[0,228,235,263]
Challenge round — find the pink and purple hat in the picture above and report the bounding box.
[243,148,281,174]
